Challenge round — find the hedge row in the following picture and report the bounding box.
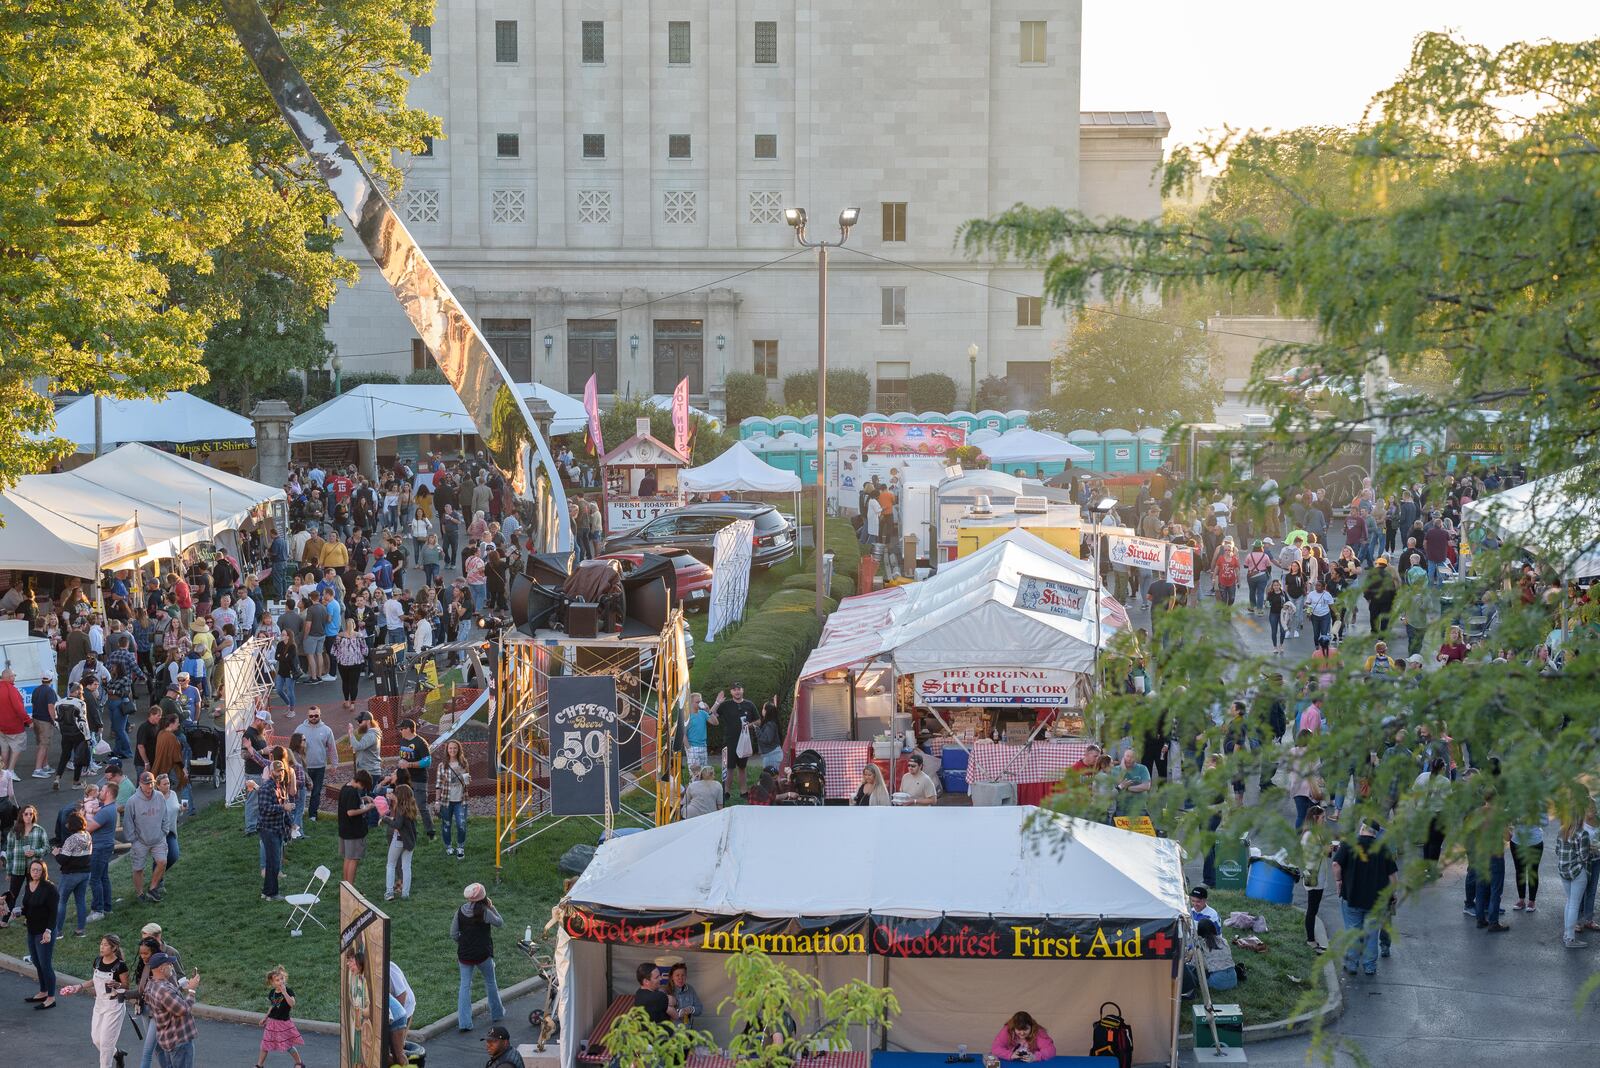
[696,589,836,715]
[781,569,856,603]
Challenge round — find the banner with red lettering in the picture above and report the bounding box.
[861,421,966,457]
[1167,546,1195,587]
[1108,534,1169,573]
[672,377,690,459]
[583,374,604,457]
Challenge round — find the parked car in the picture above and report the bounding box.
[596,547,713,610]
[604,502,796,569]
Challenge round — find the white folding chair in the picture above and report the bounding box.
[284,864,331,937]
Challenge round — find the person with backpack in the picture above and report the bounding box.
[1243,540,1274,614]
[1363,641,1400,678]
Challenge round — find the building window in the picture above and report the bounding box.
[494,20,518,63]
[668,133,692,159]
[491,189,526,224]
[1019,20,1046,64]
[668,21,691,64]
[654,319,704,393]
[881,286,906,326]
[754,21,777,64]
[569,319,619,394]
[411,25,431,56]
[753,339,779,379]
[582,133,606,159]
[663,190,697,224]
[876,361,911,411]
[748,190,783,224]
[582,20,605,63]
[402,188,439,224]
[411,339,430,372]
[416,136,434,158]
[484,318,533,382]
[881,201,907,242]
[577,189,612,224]
[1016,296,1042,327]
[753,134,777,159]
[496,133,520,159]
[1008,360,1052,400]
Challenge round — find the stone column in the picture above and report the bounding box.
[249,399,295,488]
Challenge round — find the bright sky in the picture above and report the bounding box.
[1082,2,1598,151]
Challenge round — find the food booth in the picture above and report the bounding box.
[601,417,689,534]
[553,806,1187,1068]
[785,530,1122,804]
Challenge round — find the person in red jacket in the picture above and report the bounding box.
[0,667,31,772]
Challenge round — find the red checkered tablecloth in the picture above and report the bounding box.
[690,1054,867,1068]
[966,739,1090,786]
[790,740,873,800]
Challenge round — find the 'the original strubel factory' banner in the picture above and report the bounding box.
[562,906,1179,962]
[915,667,1079,706]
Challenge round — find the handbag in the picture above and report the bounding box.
[1090,1001,1133,1067]
[735,724,754,760]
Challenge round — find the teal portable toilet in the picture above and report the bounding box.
[1102,428,1138,473]
[1066,430,1105,472]
[1004,409,1031,431]
[802,451,821,485]
[799,413,819,435]
[1378,436,1432,465]
[740,416,773,440]
[890,411,917,424]
[1137,428,1172,472]
[976,409,1007,433]
[947,410,981,435]
[772,415,803,435]
[861,411,889,427]
[828,414,862,435]
[917,411,950,424]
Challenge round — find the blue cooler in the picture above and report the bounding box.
[1245,858,1296,904]
[940,768,969,794]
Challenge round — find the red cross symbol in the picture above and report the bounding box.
[1147,930,1173,957]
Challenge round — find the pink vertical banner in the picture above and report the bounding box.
[584,374,605,456]
[672,377,690,458]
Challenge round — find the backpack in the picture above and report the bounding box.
[1090,1001,1133,1067]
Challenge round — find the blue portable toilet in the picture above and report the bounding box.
[1004,409,1031,431]
[976,409,1007,433]
[1066,430,1105,472]
[772,415,804,436]
[740,416,774,440]
[1137,428,1173,472]
[1101,428,1139,473]
[947,410,981,435]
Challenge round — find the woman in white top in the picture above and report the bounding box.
[683,766,724,819]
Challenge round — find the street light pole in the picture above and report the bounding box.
[786,206,859,618]
[968,342,979,409]
[1088,496,1119,689]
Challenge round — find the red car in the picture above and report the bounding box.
[596,547,713,610]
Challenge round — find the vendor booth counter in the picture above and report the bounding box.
[554,807,1187,1068]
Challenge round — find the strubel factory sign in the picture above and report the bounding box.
[915,667,1077,707]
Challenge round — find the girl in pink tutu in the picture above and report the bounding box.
[256,965,305,1067]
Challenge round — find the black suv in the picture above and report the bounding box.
[604,502,796,569]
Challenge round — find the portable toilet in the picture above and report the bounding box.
[967,427,1000,446]
[861,411,889,427]
[1102,428,1139,473]
[890,411,918,424]
[976,409,1007,433]
[1066,429,1105,472]
[1004,409,1031,430]
[829,413,863,435]
[799,413,820,435]
[1137,427,1173,472]
[739,416,774,440]
[947,410,981,435]
[772,415,804,435]
[1378,435,1433,465]
[917,411,950,425]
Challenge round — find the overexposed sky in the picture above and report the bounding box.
[1082,2,1598,151]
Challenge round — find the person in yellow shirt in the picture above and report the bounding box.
[319,536,349,572]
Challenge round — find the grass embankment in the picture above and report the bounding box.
[1,801,644,1022]
[1180,889,1326,1035]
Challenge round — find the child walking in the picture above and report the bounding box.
[257,966,305,1067]
[383,783,419,901]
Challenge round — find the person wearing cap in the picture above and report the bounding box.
[899,753,938,806]
[714,684,758,799]
[143,950,202,1067]
[348,711,384,779]
[454,882,505,1032]
[482,1023,525,1067]
[242,709,272,835]
[28,669,58,779]
[1189,885,1222,929]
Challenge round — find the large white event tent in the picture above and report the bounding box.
[1461,464,1600,579]
[680,441,803,495]
[978,427,1095,466]
[288,383,586,443]
[0,444,284,577]
[45,392,255,453]
[555,807,1187,1067]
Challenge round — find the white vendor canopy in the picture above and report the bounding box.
[555,807,1187,1067]
[681,441,803,494]
[978,427,1095,465]
[1461,464,1600,580]
[0,443,284,576]
[288,382,587,443]
[799,528,1120,681]
[42,391,255,453]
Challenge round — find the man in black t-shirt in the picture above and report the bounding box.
[338,769,375,883]
[135,704,165,772]
[391,719,436,839]
[631,961,670,1024]
[713,683,758,799]
[1332,822,1398,977]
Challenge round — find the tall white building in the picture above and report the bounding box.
[326,1,1167,414]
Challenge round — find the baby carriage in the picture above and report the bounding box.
[785,749,826,806]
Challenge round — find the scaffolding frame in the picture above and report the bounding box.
[494,609,689,869]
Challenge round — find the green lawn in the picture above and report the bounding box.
[1180,889,1327,1034]
[1,801,641,1023]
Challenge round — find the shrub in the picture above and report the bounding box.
[340,371,402,391]
[599,397,734,465]
[406,366,448,385]
[975,374,1011,412]
[698,588,835,713]
[723,372,772,426]
[781,369,872,415]
[907,372,957,413]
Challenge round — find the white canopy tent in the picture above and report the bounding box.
[42,392,255,453]
[979,427,1094,466]
[681,441,803,495]
[1461,465,1600,580]
[288,382,586,443]
[0,443,284,575]
[555,807,1187,1067]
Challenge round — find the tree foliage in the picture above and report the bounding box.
[723,371,773,425]
[598,398,734,466]
[962,30,1600,996]
[0,0,436,485]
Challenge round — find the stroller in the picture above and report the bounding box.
[785,749,826,806]
[186,725,224,788]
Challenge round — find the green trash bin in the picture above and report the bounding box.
[1192,1003,1243,1048]
[1213,837,1250,891]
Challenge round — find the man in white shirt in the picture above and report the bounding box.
[308,464,326,488]
[289,525,312,564]
[387,961,416,1067]
[411,613,433,657]
[898,753,938,806]
[383,594,406,645]
[236,590,257,635]
[87,616,105,656]
[1189,886,1222,929]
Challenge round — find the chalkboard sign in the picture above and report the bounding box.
[547,675,620,816]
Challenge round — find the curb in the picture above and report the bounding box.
[0,952,543,1039]
[1178,916,1345,1049]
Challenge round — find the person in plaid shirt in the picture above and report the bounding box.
[1555,814,1594,949]
[144,952,202,1067]
[247,760,294,901]
[105,633,145,760]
